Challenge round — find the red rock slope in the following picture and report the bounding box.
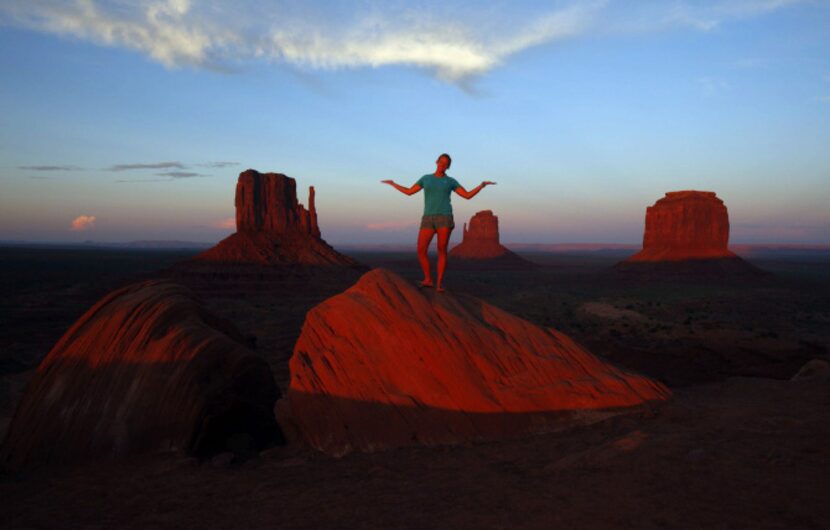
[277,269,670,456]
[1,281,281,468]
[189,169,359,266]
[628,191,737,262]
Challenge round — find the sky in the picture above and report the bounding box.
[1,0,829,246]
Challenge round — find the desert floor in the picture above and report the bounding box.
[1,245,828,529]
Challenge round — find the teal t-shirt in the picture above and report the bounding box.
[416,173,460,216]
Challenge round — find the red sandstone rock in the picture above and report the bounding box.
[277,269,670,456]
[187,169,359,267]
[450,210,530,266]
[1,280,281,468]
[235,169,320,236]
[627,191,737,262]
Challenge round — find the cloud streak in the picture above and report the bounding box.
[106,161,186,171]
[18,165,81,171]
[155,171,204,178]
[198,161,238,168]
[0,0,805,85]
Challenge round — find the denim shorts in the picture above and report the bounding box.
[420,214,455,230]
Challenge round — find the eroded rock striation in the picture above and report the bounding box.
[628,191,736,262]
[449,210,532,267]
[1,280,282,468]
[277,269,670,456]
[188,169,359,267]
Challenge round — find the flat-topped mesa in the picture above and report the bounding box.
[235,170,320,237]
[627,190,737,262]
[450,211,530,266]
[276,268,670,457]
[186,169,360,267]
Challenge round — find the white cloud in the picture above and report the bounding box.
[70,214,96,231]
[0,0,806,85]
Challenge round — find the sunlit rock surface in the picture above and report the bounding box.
[278,269,670,456]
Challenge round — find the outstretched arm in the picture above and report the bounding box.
[454,181,497,200]
[381,180,422,196]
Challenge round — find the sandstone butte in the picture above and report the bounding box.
[0,281,282,469]
[189,169,360,266]
[449,210,530,266]
[277,269,671,456]
[627,190,738,262]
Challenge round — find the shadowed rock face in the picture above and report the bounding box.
[628,191,736,262]
[236,169,320,236]
[188,169,359,267]
[450,210,532,267]
[277,269,670,456]
[1,280,282,468]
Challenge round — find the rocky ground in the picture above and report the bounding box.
[3,377,828,529]
[1,245,829,528]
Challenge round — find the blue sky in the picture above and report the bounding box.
[1,0,828,245]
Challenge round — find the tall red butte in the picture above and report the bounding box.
[449,210,532,267]
[277,269,671,456]
[186,169,360,266]
[1,281,282,468]
[627,190,737,262]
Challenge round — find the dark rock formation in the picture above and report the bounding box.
[235,169,320,237]
[618,191,760,275]
[276,269,670,456]
[185,169,360,267]
[1,280,282,468]
[450,210,533,268]
[628,191,736,262]
[791,359,830,383]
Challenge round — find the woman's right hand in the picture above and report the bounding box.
[381,180,395,185]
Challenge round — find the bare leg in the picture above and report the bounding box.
[417,228,436,286]
[435,227,452,292]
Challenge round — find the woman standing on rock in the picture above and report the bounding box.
[381,153,496,292]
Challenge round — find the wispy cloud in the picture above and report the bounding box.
[107,161,186,171]
[0,1,805,86]
[18,164,81,171]
[114,178,175,183]
[155,171,204,178]
[816,96,830,103]
[70,214,96,231]
[198,161,238,168]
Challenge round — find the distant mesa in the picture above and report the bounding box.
[449,210,533,268]
[186,169,361,267]
[618,190,759,274]
[1,280,282,468]
[276,268,670,457]
[629,191,734,262]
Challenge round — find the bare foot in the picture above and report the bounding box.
[436,286,446,293]
[419,280,434,288]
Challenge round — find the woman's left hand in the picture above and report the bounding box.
[482,181,497,186]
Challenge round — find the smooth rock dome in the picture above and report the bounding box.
[277,269,670,456]
[1,280,282,468]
